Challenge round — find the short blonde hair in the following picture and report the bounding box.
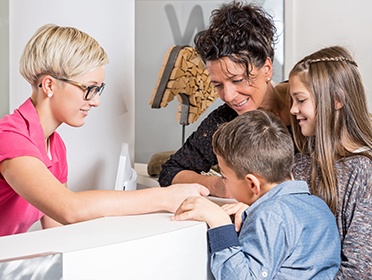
[20,24,109,85]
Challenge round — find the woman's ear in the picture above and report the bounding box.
[245,174,261,196]
[263,57,273,81]
[38,76,55,97]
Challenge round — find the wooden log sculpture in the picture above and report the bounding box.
[149,45,219,125]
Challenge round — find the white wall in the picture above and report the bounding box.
[8,0,135,191]
[0,0,9,117]
[284,0,372,108]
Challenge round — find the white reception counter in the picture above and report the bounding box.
[0,164,234,279]
[0,213,210,279]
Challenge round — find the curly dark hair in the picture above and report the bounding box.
[194,1,277,75]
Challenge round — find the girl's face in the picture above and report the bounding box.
[206,57,272,115]
[50,66,106,128]
[217,155,256,205]
[289,75,316,136]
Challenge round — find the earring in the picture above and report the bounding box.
[47,93,53,98]
[266,77,271,83]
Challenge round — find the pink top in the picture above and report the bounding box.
[0,98,68,236]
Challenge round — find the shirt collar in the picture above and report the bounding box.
[17,98,52,165]
[244,180,309,217]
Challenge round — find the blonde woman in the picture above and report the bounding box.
[0,24,208,237]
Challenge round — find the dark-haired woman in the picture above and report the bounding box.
[159,1,290,197]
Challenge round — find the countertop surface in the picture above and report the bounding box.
[0,213,206,261]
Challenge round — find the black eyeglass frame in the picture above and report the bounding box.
[39,76,105,101]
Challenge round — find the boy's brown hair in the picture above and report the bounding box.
[212,110,294,183]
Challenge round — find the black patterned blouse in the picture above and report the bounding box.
[158,103,238,186]
[293,153,372,279]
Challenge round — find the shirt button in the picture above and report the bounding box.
[262,271,268,277]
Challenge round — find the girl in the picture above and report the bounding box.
[289,45,372,279]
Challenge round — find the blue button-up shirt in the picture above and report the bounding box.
[208,180,340,280]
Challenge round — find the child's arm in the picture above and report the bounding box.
[208,212,288,280]
[172,196,232,228]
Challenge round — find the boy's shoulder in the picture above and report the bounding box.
[248,180,333,223]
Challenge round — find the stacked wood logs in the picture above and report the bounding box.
[149,46,219,124]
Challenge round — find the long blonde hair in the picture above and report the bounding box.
[289,46,372,213]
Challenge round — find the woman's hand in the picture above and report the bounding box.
[172,170,233,198]
[163,183,209,213]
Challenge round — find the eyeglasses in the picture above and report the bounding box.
[52,76,105,100]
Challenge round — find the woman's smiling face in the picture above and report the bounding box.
[206,57,272,115]
[49,66,106,128]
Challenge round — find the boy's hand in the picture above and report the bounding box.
[173,196,232,228]
[221,202,249,232]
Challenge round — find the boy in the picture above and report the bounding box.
[173,110,340,279]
